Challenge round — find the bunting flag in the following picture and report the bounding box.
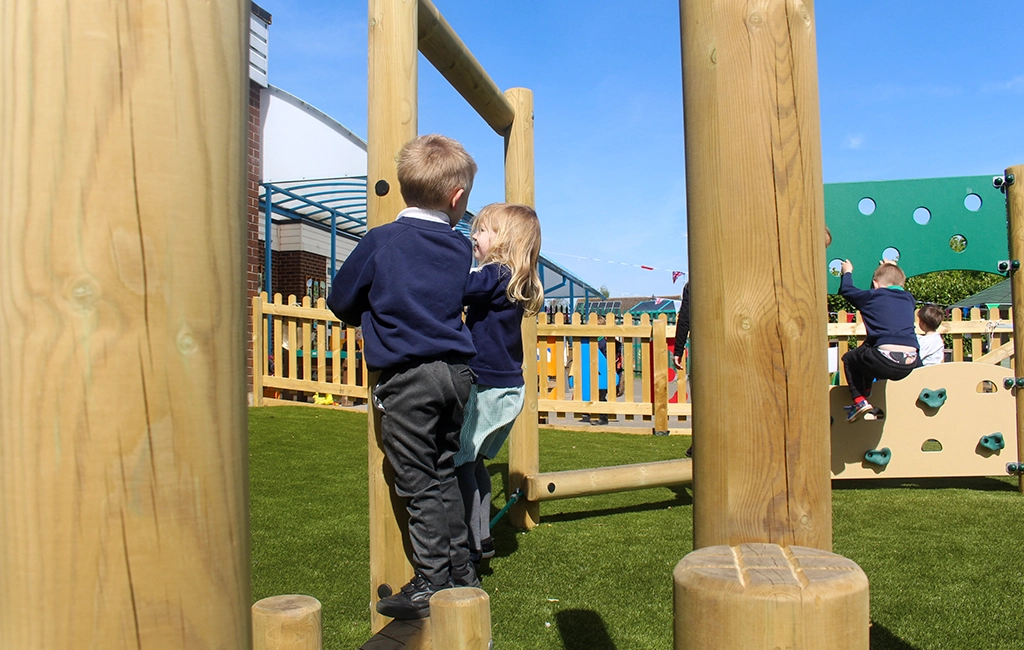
[545,251,686,281]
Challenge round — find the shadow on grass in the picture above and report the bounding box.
[871,621,923,650]
[539,495,692,524]
[557,609,616,650]
[832,476,1016,492]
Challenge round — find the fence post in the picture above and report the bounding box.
[254,295,266,406]
[653,316,670,435]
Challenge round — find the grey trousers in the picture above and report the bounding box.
[374,360,474,585]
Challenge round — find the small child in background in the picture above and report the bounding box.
[916,304,945,366]
[839,259,920,422]
[455,203,543,566]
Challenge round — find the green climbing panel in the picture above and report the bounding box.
[825,176,1007,293]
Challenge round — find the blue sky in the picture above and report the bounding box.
[255,1,1023,298]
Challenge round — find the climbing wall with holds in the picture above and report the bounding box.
[830,363,1017,479]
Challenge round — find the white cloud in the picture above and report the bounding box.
[983,76,1024,94]
[844,134,864,150]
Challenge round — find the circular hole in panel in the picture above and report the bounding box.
[913,207,931,225]
[921,439,943,452]
[828,259,844,277]
[977,380,998,394]
[964,193,982,212]
[881,247,900,262]
[858,197,876,215]
[949,234,968,253]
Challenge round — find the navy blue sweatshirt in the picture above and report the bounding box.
[839,273,918,348]
[464,264,525,387]
[326,217,475,371]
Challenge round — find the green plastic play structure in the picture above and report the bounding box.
[825,175,1008,293]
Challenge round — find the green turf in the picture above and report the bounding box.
[250,407,1024,649]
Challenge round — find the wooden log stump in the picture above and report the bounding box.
[674,544,869,650]
[252,595,323,650]
[430,588,491,650]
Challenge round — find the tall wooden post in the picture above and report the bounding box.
[1005,165,1024,493]
[504,87,541,530]
[680,0,832,552]
[675,2,868,647]
[367,0,419,633]
[0,1,250,648]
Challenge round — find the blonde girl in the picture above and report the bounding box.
[455,203,543,564]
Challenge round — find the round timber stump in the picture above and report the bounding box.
[252,595,322,650]
[674,543,869,650]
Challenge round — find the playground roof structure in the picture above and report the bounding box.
[259,176,603,303]
[952,278,1011,309]
[629,298,681,316]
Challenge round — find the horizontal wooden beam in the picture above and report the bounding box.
[524,458,692,502]
[417,0,514,135]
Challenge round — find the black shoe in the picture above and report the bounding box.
[480,537,495,560]
[375,574,447,620]
[590,416,608,426]
[580,415,591,423]
[685,446,692,458]
[451,562,480,588]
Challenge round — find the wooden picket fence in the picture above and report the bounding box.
[251,293,1013,431]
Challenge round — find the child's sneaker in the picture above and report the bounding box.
[480,537,495,560]
[451,562,480,588]
[846,402,873,423]
[375,574,447,620]
[863,407,885,421]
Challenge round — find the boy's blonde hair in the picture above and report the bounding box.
[918,304,944,331]
[472,203,544,315]
[873,261,906,287]
[396,134,477,211]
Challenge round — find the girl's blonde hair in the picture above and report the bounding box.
[472,203,544,315]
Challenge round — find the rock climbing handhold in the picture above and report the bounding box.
[1006,462,1022,475]
[864,448,892,467]
[979,433,1005,452]
[1005,378,1016,390]
[917,388,947,409]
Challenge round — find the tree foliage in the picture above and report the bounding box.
[827,270,1004,314]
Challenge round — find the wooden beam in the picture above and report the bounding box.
[523,459,693,502]
[680,0,832,551]
[1006,164,1024,493]
[417,0,515,136]
[976,339,1014,365]
[0,0,250,646]
[367,0,419,633]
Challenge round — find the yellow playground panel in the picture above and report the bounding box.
[830,362,1017,479]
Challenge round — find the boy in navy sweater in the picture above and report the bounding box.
[839,259,920,422]
[327,134,478,619]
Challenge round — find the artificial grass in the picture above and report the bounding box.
[250,407,1024,649]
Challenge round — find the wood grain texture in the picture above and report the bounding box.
[253,595,323,650]
[0,0,250,647]
[1006,164,1024,492]
[367,0,419,632]
[674,544,869,649]
[429,588,491,650]
[504,87,541,529]
[680,0,831,551]
[524,459,693,502]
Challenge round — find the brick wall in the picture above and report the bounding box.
[268,249,330,301]
[246,80,262,395]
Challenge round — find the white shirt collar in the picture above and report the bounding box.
[396,206,450,225]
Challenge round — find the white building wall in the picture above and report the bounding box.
[261,86,367,183]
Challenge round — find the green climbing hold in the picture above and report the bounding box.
[1007,462,1023,475]
[979,433,1005,452]
[1005,377,1016,390]
[917,387,947,409]
[864,447,892,467]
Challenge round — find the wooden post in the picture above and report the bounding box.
[653,316,670,434]
[429,589,491,650]
[504,87,541,530]
[367,0,419,632]
[253,595,323,650]
[0,0,250,647]
[1005,164,1024,493]
[679,0,832,551]
[674,544,869,649]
